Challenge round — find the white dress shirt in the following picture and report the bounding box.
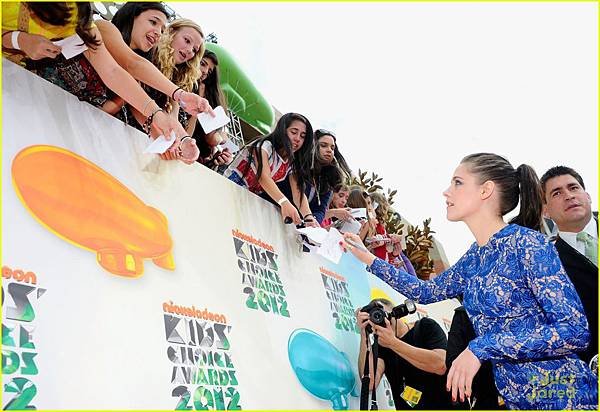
[558,217,598,256]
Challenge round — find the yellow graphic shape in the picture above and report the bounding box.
[370,288,394,305]
[12,145,174,278]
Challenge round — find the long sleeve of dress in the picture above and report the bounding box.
[368,251,468,304]
[468,232,591,362]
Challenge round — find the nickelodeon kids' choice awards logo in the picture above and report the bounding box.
[163,301,241,410]
[2,265,47,410]
[319,267,358,334]
[232,229,289,317]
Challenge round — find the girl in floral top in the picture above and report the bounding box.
[341,153,597,409]
[225,113,317,227]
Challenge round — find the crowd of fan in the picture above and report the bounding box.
[2,1,413,270]
[3,3,598,410]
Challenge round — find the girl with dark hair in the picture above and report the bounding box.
[224,113,317,226]
[322,184,352,229]
[307,129,352,223]
[1,2,195,144]
[190,49,232,169]
[274,129,352,224]
[341,153,597,409]
[197,50,226,110]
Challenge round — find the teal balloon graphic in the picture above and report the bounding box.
[288,329,355,409]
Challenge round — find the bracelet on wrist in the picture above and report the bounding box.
[277,197,289,206]
[143,108,163,135]
[10,31,21,50]
[171,87,183,101]
[142,98,154,117]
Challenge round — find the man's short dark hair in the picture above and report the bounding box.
[540,166,586,197]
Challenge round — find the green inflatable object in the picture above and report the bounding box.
[205,43,274,135]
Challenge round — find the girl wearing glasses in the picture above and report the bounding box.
[341,153,597,409]
[225,113,317,227]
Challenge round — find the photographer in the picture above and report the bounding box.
[357,298,452,410]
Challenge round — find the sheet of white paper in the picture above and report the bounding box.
[350,208,367,219]
[338,219,362,235]
[197,106,230,133]
[143,132,176,154]
[220,138,240,154]
[295,227,329,245]
[54,34,88,59]
[317,228,344,264]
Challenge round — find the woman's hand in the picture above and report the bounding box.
[340,233,377,266]
[446,348,481,403]
[213,148,233,166]
[152,117,186,161]
[178,91,215,117]
[19,32,62,60]
[281,200,301,225]
[333,208,353,221]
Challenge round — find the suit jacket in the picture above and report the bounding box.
[553,216,598,364]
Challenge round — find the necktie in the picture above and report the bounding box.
[576,232,598,266]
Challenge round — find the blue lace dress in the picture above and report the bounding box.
[369,224,598,409]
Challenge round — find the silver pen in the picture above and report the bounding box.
[345,238,369,252]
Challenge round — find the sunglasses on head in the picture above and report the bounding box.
[315,129,336,139]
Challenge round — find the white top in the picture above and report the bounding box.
[558,217,597,256]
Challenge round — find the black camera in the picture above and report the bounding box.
[360,299,417,331]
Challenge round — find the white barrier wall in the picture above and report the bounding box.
[2,60,459,410]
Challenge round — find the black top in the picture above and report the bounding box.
[446,306,504,410]
[378,317,451,410]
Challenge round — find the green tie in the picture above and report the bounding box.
[576,232,598,266]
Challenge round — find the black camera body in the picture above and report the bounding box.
[360,299,417,331]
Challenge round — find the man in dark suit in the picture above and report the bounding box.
[541,166,597,366]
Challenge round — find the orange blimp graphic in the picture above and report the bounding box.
[12,145,175,278]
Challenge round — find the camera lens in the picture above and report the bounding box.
[370,307,386,326]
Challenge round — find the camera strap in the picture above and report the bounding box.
[359,333,379,411]
[370,335,379,410]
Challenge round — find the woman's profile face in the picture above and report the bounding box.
[129,9,167,51]
[443,163,483,222]
[171,26,203,64]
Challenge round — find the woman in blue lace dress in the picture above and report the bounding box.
[341,153,597,409]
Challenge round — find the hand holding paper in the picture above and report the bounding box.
[144,131,177,154]
[197,106,230,133]
[53,34,88,59]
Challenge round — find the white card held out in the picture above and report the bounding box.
[54,34,88,59]
[197,106,230,133]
